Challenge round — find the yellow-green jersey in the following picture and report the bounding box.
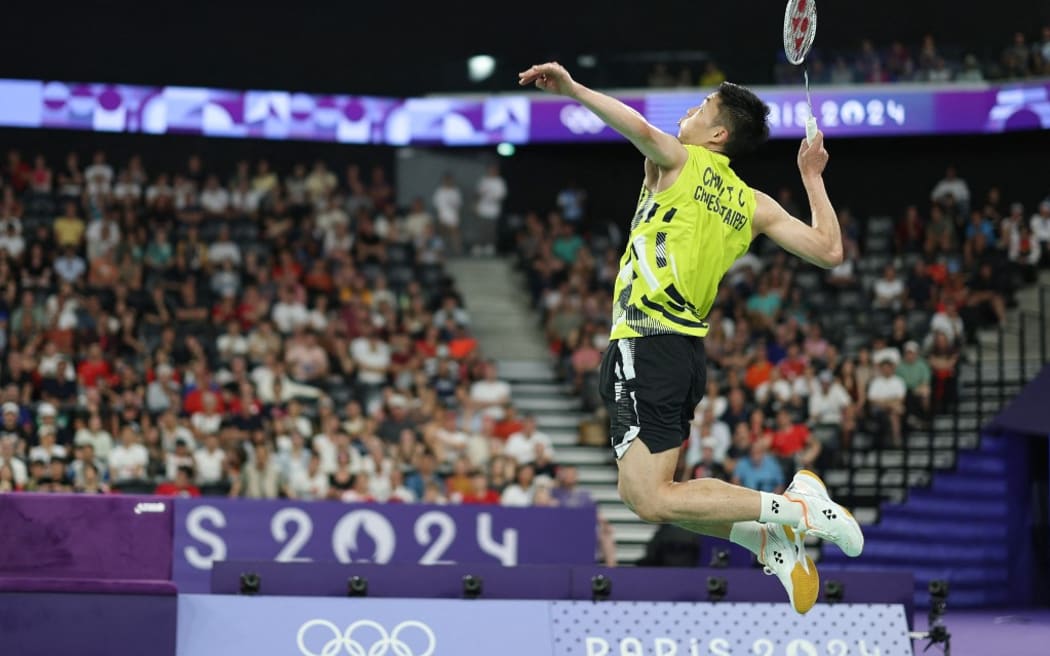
[610,145,755,340]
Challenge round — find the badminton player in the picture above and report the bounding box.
[519,62,864,614]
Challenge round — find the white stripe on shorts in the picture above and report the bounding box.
[614,339,641,459]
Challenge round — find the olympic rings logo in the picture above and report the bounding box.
[296,619,437,656]
[559,105,606,134]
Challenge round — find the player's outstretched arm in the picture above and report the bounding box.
[753,132,843,269]
[519,62,686,171]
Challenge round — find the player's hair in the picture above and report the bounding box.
[715,82,770,159]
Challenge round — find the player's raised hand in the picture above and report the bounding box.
[518,62,576,96]
[797,130,829,179]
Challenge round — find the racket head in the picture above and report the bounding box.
[783,0,818,65]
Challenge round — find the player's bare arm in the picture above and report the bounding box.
[753,131,844,269]
[519,62,687,173]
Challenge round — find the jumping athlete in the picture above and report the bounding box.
[519,62,864,614]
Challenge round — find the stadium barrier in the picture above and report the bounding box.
[176,594,913,656]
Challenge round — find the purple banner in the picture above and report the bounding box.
[173,498,596,592]
[2,78,1048,144]
[0,493,173,581]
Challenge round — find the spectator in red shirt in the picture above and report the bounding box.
[777,343,808,378]
[744,347,774,391]
[77,343,113,389]
[770,409,822,475]
[493,405,525,441]
[183,367,226,415]
[155,465,202,497]
[461,470,500,504]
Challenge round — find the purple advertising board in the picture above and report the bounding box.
[176,595,914,656]
[1,77,1047,144]
[0,493,173,581]
[172,498,596,592]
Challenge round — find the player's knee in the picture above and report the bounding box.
[622,486,672,523]
[632,497,672,523]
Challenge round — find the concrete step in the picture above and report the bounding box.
[498,360,558,382]
[587,487,622,503]
[824,468,930,489]
[613,523,659,544]
[510,382,573,396]
[577,467,618,485]
[615,544,646,564]
[547,430,580,447]
[515,396,582,412]
[535,413,584,430]
[556,446,612,467]
[850,449,956,469]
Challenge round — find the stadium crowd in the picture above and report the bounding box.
[520,166,1048,495]
[646,27,1050,88]
[0,147,590,517]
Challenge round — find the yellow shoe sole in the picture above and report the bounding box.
[784,525,820,614]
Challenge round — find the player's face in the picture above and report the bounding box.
[677,93,722,144]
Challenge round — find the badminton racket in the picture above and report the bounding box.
[783,0,819,143]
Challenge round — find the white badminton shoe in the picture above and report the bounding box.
[760,522,819,614]
[785,470,865,558]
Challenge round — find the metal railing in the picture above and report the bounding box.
[845,285,1050,511]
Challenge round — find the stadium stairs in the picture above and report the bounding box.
[446,258,638,560]
[820,267,1050,608]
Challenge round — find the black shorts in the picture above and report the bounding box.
[598,334,707,459]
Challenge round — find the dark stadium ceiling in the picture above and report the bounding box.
[3,0,1046,95]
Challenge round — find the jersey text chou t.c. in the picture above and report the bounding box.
[610,145,755,339]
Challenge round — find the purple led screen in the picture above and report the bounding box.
[0,78,1047,144]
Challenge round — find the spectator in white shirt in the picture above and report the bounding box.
[229,179,261,216]
[209,224,242,266]
[930,165,970,214]
[504,415,555,470]
[0,223,24,259]
[1030,201,1050,256]
[54,246,86,284]
[111,170,141,204]
[500,463,536,507]
[432,173,463,255]
[108,426,149,482]
[159,411,196,452]
[1009,225,1042,282]
[217,320,249,362]
[316,196,350,242]
[685,406,731,467]
[403,198,434,242]
[85,211,121,260]
[287,452,329,500]
[146,173,174,210]
[0,440,27,487]
[872,265,906,310]
[350,327,391,411]
[431,295,470,328]
[323,221,355,258]
[867,355,907,446]
[199,175,230,216]
[271,286,310,334]
[473,164,506,255]
[928,300,965,347]
[191,392,224,438]
[469,361,512,420]
[29,425,67,463]
[809,369,853,427]
[194,433,226,485]
[74,414,114,461]
[84,151,114,198]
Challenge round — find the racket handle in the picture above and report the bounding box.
[805,116,818,144]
